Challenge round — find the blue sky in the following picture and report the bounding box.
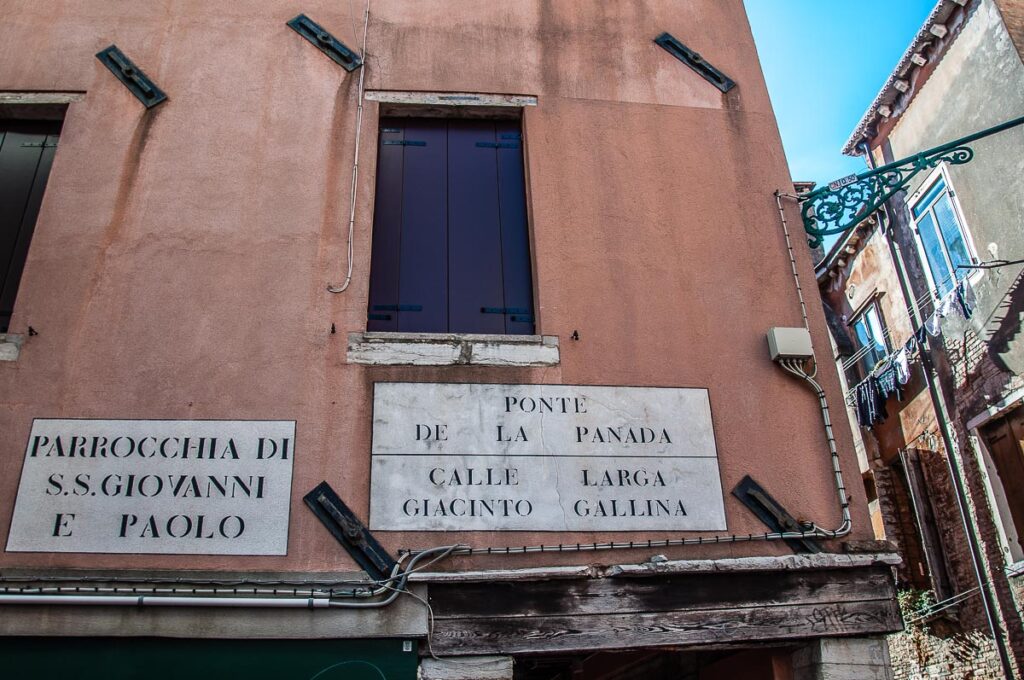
[745,0,936,187]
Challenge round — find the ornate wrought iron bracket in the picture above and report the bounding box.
[801,114,1024,248]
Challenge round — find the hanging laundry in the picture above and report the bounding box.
[914,325,929,347]
[893,347,911,385]
[925,311,943,336]
[935,289,957,319]
[903,334,917,355]
[956,279,976,319]
[855,378,888,428]
[876,365,903,402]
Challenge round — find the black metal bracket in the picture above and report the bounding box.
[95,45,168,109]
[303,481,397,581]
[373,304,422,312]
[481,306,530,315]
[654,32,735,93]
[476,141,519,149]
[732,475,821,554]
[287,14,363,71]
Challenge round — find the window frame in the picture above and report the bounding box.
[363,111,538,337]
[0,115,64,335]
[846,297,890,380]
[905,164,980,299]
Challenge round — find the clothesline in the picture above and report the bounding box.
[840,268,962,372]
[843,274,976,397]
[846,278,976,428]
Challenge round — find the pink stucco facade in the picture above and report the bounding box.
[0,0,872,575]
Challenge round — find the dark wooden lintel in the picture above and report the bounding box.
[428,565,901,656]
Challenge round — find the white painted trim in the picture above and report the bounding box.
[904,164,982,297]
[965,386,1024,430]
[0,334,23,362]
[0,92,84,105]
[364,90,537,107]
[347,332,558,367]
[969,433,1023,564]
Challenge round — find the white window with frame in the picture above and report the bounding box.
[908,165,978,297]
[847,298,889,379]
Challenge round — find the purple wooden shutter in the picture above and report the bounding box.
[0,122,59,333]
[447,120,505,334]
[366,119,404,332]
[397,119,448,332]
[367,117,534,335]
[494,121,534,335]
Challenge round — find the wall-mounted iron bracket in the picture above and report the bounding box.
[304,481,397,581]
[95,45,168,109]
[287,14,363,71]
[654,32,735,93]
[732,475,821,554]
[800,113,1024,247]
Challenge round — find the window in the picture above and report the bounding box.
[848,300,888,378]
[0,119,61,333]
[366,117,534,335]
[910,169,975,297]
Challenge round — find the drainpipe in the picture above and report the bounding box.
[860,142,1016,677]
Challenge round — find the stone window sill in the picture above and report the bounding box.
[347,332,559,367]
[0,334,23,362]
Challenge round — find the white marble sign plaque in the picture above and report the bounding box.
[370,383,726,531]
[6,419,295,555]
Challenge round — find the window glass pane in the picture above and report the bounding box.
[851,304,887,375]
[932,192,971,281]
[911,177,946,219]
[916,210,955,295]
[864,306,886,350]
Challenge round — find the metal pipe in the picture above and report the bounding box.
[0,546,457,611]
[328,0,370,294]
[0,594,331,608]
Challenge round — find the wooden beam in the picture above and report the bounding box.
[431,601,899,655]
[428,566,900,656]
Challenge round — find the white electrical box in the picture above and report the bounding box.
[767,327,814,361]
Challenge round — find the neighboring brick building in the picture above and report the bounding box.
[813,0,1024,676]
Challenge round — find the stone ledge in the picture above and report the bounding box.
[347,332,559,367]
[0,334,24,361]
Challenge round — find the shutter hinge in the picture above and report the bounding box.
[287,14,363,72]
[654,32,736,93]
[96,45,168,109]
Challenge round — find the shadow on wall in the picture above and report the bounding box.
[984,268,1024,375]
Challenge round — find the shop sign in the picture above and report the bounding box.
[6,419,295,555]
[370,383,726,531]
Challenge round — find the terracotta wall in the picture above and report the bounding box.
[0,0,869,573]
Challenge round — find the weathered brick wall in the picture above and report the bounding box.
[874,464,932,590]
[919,448,986,628]
[889,627,1008,680]
[938,327,1024,663]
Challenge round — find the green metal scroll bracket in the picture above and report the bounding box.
[801,114,1024,248]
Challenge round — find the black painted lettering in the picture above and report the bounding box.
[52,513,75,537]
[118,513,138,537]
[46,473,63,495]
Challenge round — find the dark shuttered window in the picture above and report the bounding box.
[0,120,61,333]
[367,117,534,334]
